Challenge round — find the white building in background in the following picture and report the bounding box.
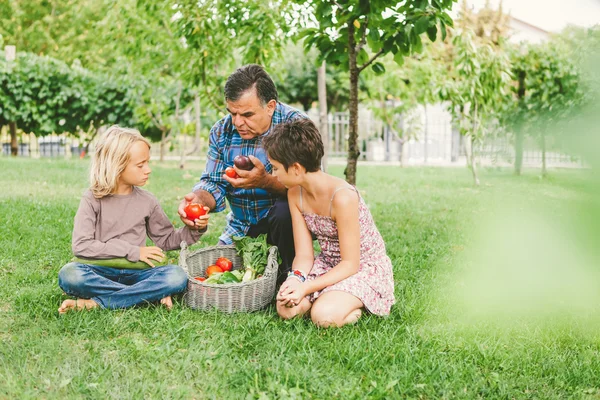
[369,0,598,165]
[508,16,549,44]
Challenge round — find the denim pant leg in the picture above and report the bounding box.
[58,262,128,302]
[91,264,189,310]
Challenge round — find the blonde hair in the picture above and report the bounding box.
[90,125,151,198]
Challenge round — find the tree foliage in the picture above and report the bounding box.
[174,0,294,109]
[295,0,456,184]
[504,40,583,175]
[0,52,137,137]
[442,28,512,185]
[274,41,366,112]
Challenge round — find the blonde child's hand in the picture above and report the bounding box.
[192,206,210,230]
[178,193,199,228]
[140,246,165,268]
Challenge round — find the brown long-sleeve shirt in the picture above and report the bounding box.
[72,187,203,262]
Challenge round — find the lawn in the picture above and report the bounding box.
[1,157,599,399]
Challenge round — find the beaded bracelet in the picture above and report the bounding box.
[287,269,307,282]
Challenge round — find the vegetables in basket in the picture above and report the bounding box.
[232,234,270,282]
[202,270,244,284]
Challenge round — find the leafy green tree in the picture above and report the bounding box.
[134,79,195,161]
[0,0,111,67]
[0,51,137,155]
[175,0,294,109]
[295,0,455,184]
[274,41,364,112]
[505,41,582,176]
[443,29,512,185]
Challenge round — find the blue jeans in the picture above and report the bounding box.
[58,262,189,309]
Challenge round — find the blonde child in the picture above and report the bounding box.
[262,119,396,327]
[58,126,209,313]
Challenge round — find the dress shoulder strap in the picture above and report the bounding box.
[329,186,358,217]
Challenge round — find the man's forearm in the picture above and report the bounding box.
[264,174,288,197]
[193,189,217,211]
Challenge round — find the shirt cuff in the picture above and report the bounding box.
[193,180,226,213]
[126,246,140,262]
[190,226,207,241]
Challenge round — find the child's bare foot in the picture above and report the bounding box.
[160,296,173,310]
[58,299,99,314]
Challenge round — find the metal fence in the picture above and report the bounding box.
[0,133,87,158]
[1,106,584,168]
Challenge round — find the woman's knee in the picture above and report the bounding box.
[310,302,345,327]
[276,302,297,320]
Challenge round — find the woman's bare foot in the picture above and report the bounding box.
[344,309,363,325]
[160,296,173,310]
[58,299,99,314]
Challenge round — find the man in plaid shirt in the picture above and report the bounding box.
[179,64,307,281]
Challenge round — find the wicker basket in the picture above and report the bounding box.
[179,242,279,313]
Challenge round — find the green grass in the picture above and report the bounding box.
[1,157,599,399]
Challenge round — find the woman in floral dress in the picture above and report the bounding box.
[262,119,395,327]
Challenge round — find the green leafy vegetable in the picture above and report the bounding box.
[232,234,270,282]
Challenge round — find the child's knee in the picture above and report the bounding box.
[58,263,86,291]
[163,265,188,292]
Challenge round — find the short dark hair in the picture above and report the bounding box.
[224,64,278,105]
[262,119,324,172]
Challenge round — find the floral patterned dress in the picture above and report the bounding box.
[301,186,396,316]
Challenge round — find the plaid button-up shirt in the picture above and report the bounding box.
[193,102,306,244]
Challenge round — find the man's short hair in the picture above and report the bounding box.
[262,119,324,172]
[224,64,279,105]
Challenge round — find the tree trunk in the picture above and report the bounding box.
[81,125,99,159]
[465,134,480,186]
[345,21,360,185]
[179,93,202,169]
[194,92,201,151]
[514,128,524,175]
[541,132,547,178]
[9,122,18,156]
[179,129,187,169]
[160,130,166,162]
[318,61,329,173]
[424,104,429,163]
[515,70,526,175]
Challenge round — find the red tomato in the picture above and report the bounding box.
[184,203,206,220]
[206,265,223,277]
[225,167,238,179]
[215,257,233,272]
[194,277,206,282]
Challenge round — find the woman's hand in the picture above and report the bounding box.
[277,278,307,308]
[140,246,165,268]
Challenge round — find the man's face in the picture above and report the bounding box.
[226,88,276,140]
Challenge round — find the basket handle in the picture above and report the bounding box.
[179,241,190,276]
[263,246,279,278]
